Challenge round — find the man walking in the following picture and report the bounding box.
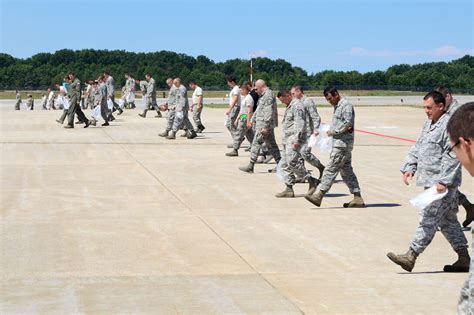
[239,79,281,173]
[104,71,123,116]
[275,89,319,198]
[387,92,469,273]
[190,80,205,133]
[167,78,197,140]
[138,73,162,118]
[158,78,178,137]
[305,87,365,207]
[65,72,90,129]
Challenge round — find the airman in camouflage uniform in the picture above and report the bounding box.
[436,86,474,228]
[167,78,197,140]
[124,74,136,109]
[138,74,162,118]
[26,94,34,110]
[104,72,123,116]
[239,80,281,173]
[14,90,21,110]
[387,91,469,273]
[65,73,90,128]
[291,86,325,178]
[275,90,319,198]
[305,87,365,208]
[159,78,178,137]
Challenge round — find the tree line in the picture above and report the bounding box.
[0,49,473,93]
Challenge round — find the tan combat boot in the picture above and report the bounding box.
[443,248,470,272]
[239,162,254,173]
[159,130,169,137]
[307,177,319,196]
[166,131,176,140]
[387,248,418,272]
[275,186,295,198]
[343,193,366,208]
[226,149,238,157]
[305,190,325,207]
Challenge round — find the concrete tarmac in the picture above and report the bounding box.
[1,105,473,314]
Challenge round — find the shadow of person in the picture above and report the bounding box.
[365,203,402,208]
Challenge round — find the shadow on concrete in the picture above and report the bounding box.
[399,271,446,275]
[365,203,402,208]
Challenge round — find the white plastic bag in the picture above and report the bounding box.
[141,96,147,109]
[409,185,448,210]
[91,105,101,121]
[176,111,184,119]
[126,92,135,103]
[107,98,113,110]
[60,96,70,110]
[276,159,285,182]
[118,99,125,109]
[308,134,318,148]
[313,124,333,153]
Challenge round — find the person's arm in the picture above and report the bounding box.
[227,92,238,115]
[436,129,462,192]
[329,105,353,137]
[400,124,424,185]
[261,95,273,132]
[246,99,254,128]
[307,99,321,134]
[292,104,307,150]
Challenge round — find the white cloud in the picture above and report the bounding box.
[248,50,268,58]
[347,45,473,58]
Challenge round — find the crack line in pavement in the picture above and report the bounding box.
[99,127,305,315]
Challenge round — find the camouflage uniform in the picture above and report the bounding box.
[225,85,241,134]
[145,78,160,113]
[105,75,122,113]
[300,96,325,170]
[319,98,361,193]
[66,78,89,126]
[97,82,109,122]
[165,85,178,131]
[15,92,21,110]
[249,88,281,163]
[281,98,310,186]
[400,113,467,255]
[232,94,254,150]
[125,77,136,108]
[172,85,195,133]
[26,97,34,110]
[458,229,474,314]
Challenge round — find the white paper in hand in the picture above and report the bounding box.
[141,96,147,109]
[409,185,448,210]
[91,105,101,121]
[276,159,285,183]
[308,134,318,148]
[107,98,114,110]
[62,97,70,110]
[176,111,184,119]
[118,99,125,109]
[313,124,333,153]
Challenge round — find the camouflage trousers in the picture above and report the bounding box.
[15,100,20,110]
[319,147,360,193]
[225,106,240,134]
[281,144,310,186]
[192,106,203,126]
[458,230,474,314]
[301,138,324,169]
[232,117,254,150]
[410,187,468,254]
[250,128,281,164]
[172,109,194,132]
[166,108,176,131]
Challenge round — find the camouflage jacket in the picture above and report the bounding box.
[167,85,178,109]
[282,98,307,146]
[330,98,355,148]
[105,76,115,97]
[400,113,461,188]
[302,96,321,135]
[254,88,277,129]
[146,78,156,99]
[175,85,189,111]
[68,78,81,100]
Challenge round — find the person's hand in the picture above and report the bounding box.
[436,183,447,193]
[225,108,230,115]
[313,130,319,137]
[403,172,413,185]
[261,128,269,135]
[326,130,333,137]
[246,120,252,129]
[293,143,301,150]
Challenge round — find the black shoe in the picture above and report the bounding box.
[83,121,90,128]
[117,109,123,115]
[56,119,62,124]
[64,125,74,129]
[101,122,109,126]
[187,130,198,139]
[76,120,84,124]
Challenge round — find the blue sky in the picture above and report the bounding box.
[1,0,472,73]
